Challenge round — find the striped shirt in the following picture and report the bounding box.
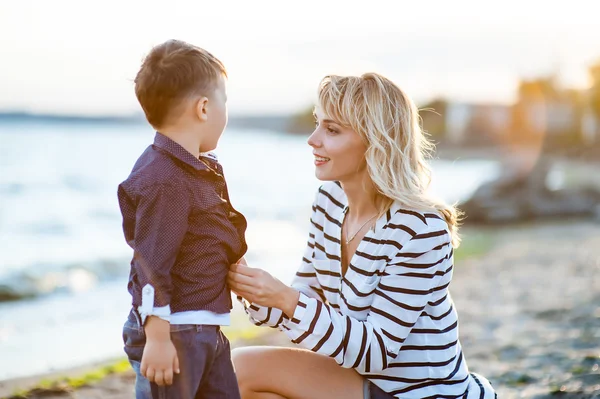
[240,182,495,398]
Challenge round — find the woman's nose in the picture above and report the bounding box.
[307,129,320,148]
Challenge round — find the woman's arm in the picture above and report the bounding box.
[231,193,327,328]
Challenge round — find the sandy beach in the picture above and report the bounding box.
[452,220,600,398]
[1,220,599,398]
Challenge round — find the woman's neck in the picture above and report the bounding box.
[340,174,380,221]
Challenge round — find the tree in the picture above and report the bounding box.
[419,98,447,140]
[589,61,600,121]
[510,75,583,148]
[287,106,315,134]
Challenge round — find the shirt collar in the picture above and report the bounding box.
[153,132,212,172]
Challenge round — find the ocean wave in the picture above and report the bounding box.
[0,258,129,302]
[0,183,26,195]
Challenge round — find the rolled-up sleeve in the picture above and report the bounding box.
[133,183,190,321]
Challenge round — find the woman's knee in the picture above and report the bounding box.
[231,347,249,376]
[232,346,293,394]
[232,346,262,389]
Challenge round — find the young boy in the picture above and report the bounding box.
[117,39,247,399]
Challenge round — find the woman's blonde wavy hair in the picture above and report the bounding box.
[317,73,462,247]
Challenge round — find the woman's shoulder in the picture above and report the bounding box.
[313,181,347,209]
[385,204,450,245]
[316,181,344,197]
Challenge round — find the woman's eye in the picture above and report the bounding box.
[326,127,338,134]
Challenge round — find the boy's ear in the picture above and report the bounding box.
[194,97,209,122]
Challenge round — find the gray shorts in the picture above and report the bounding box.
[364,380,395,399]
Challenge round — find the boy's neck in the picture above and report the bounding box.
[159,128,202,159]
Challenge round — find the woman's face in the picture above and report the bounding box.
[307,108,368,183]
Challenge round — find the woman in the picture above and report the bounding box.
[228,73,495,398]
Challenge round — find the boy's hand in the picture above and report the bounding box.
[141,316,180,386]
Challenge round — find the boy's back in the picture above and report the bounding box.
[118,39,246,399]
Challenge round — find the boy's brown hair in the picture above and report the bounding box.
[134,40,227,129]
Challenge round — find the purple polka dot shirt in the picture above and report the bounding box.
[117,132,247,316]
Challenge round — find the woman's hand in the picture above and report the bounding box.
[228,262,300,318]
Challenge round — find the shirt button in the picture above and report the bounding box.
[143,286,152,295]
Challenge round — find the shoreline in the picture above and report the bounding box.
[0,358,130,399]
[2,220,599,398]
[0,306,288,399]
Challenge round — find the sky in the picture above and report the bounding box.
[1,0,599,116]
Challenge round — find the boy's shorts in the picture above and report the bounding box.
[122,308,241,399]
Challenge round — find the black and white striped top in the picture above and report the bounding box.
[240,182,495,398]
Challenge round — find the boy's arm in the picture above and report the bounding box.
[133,183,191,323]
[141,316,180,386]
[133,183,190,386]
